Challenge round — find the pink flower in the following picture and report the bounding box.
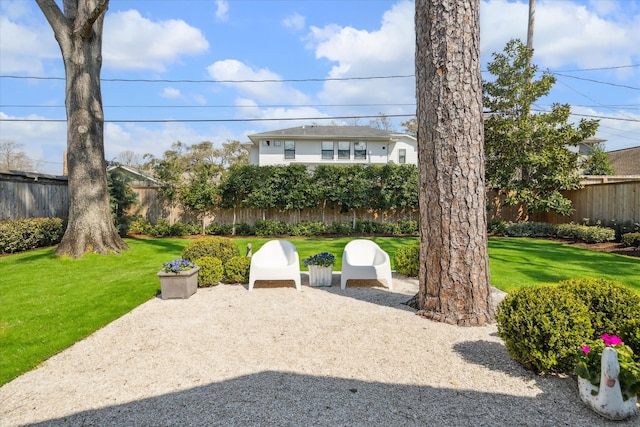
[581,345,591,354]
[601,334,623,346]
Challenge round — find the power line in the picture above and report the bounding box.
[0,74,415,83]
[553,73,640,91]
[0,113,415,123]
[0,103,416,109]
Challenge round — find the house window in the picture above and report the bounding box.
[284,140,295,159]
[399,149,406,164]
[338,141,350,159]
[274,140,282,146]
[354,141,367,160]
[262,140,271,146]
[322,141,334,159]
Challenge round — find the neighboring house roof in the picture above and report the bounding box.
[608,146,640,176]
[107,165,161,184]
[247,125,410,142]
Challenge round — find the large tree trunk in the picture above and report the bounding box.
[409,0,493,326]
[37,0,128,258]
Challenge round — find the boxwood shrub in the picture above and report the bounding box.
[621,232,640,249]
[182,236,239,265]
[395,244,420,277]
[0,217,65,254]
[194,256,224,287]
[224,256,251,284]
[496,278,640,374]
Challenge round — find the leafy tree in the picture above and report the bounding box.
[273,165,315,221]
[220,140,249,166]
[218,165,258,234]
[143,142,189,224]
[312,165,343,223]
[582,142,614,175]
[380,164,419,215]
[37,0,128,258]
[410,0,493,326]
[483,39,599,216]
[180,162,221,233]
[107,167,138,236]
[336,164,370,228]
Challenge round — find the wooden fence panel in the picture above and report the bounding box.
[0,173,68,220]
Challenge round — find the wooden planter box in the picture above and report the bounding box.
[157,266,200,299]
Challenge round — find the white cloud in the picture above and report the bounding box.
[160,87,182,99]
[206,59,310,104]
[479,1,640,70]
[216,1,229,22]
[0,16,59,75]
[103,10,209,71]
[306,0,415,112]
[283,12,305,31]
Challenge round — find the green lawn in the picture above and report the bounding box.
[1,235,638,386]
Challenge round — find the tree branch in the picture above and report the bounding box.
[79,0,109,39]
[35,0,67,37]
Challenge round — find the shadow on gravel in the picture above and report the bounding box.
[29,370,636,427]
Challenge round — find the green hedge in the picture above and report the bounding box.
[0,218,65,254]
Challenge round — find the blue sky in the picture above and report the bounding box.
[1,0,639,175]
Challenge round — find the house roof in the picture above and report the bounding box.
[248,125,408,142]
[608,146,640,175]
[107,165,161,183]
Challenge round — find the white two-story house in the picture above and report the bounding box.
[245,125,417,167]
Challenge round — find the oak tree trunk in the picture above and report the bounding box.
[409,0,493,326]
[37,0,128,258]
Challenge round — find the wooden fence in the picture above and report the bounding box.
[2,171,638,227]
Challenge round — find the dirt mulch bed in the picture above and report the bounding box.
[548,238,640,258]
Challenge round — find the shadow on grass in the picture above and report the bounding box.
[26,370,634,426]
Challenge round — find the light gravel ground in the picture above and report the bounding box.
[1,274,638,427]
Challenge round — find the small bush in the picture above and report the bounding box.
[288,221,326,237]
[556,223,615,243]
[496,284,593,373]
[182,236,240,265]
[488,220,508,235]
[224,256,251,284]
[169,222,201,236]
[501,221,557,238]
[326,221,353,236]
[254,219,288,236]
[621,232,640,248]
[234,222,255,236]
[0,218,65,254]
[395,244,419,277]
[205,222,233,236]
[397,220,418,235]
[128,216,154,235]
[194,256,223,287]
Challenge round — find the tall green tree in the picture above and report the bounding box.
[106,167,138,236]
[37,0,128,258]
[484,39,599,216]
[411,0,493,326]
[180,162,221,233]
[582,142,614,175]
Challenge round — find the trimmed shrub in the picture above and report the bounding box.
[169,222,201,236]
[254,219,288,236]
[621,232,640,248]
[234,222,255,236]
[497,278,640,374]
[205,222,233,236]
[128,216,154,235]
[182,236,240,265]
[559,278,640,354]
[397,220,419,235]
[224,256,252,284]
[395,244,419,277]
[556,223,615,243]
[496,284,593,373]
[194,256,223,287]
[288,221,326,237]
[0,218,65,254]
[327,221,353,236]
[501,221,557,238]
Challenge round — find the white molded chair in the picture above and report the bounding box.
[249,240,301,291]
[340,239,393,290]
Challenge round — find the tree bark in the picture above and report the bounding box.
[37,0,128,258]
[409,0,493,326]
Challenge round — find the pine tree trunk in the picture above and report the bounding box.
[410,0,493,326]
[37,0,128,258]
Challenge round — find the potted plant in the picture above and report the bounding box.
[157,259,200,299]
[574,334,640,420]
[303,252,335,287]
